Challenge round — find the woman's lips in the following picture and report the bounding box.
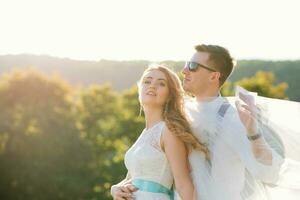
[146,91,156,96]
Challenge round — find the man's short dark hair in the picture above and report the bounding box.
[195,44,235,86]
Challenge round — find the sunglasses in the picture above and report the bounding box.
[185,61,217,72]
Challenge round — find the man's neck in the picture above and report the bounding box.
[195,90,220,102]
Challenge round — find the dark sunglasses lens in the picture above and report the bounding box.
[188,62,198,71]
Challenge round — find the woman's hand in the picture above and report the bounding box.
[111,179,138,200]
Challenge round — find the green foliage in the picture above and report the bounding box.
[74,84,127,198]
[0,68,95,200]
[229,60,299,100]
[235,71,288,99]
[119,86,145,142]
[221,71,288,99]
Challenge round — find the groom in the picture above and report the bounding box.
[182,44,283,199]
[111,44,283,199]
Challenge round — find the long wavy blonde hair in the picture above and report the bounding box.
[138,64,210,160]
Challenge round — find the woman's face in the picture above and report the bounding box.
[139,69,170,109]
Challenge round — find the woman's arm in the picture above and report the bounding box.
[162,127,197,200]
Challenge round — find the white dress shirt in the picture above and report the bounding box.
[184,95,283,200]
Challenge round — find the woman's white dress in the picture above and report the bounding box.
[124,121,174,199]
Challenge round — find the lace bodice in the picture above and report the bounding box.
[124,121,174,189]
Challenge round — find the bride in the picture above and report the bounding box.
[111,65,209,200]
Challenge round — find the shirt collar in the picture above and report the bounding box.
[196,92,221,103]
[196,93,225,110]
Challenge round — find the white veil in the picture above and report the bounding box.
[186,86,300,200]
[244,94,300,199]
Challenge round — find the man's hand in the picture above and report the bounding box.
[111,179,138,200]
[235,86,263,135]
[235,101,258,135]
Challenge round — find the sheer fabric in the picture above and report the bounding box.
[183,87,300,200]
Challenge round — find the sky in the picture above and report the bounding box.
[0,0,299,61]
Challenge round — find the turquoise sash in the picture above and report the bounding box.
[132,179,174,200]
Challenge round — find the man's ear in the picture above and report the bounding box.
[210,72,221,82]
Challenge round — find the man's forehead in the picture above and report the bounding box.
[190,52,210,63]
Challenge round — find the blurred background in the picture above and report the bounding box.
[0,0,299,199]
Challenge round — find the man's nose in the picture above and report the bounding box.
[182,65,189,75]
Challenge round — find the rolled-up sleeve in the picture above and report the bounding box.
[219,107,284,184]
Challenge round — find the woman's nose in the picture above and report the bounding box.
[150,84,156,89]
[149,83,156,89]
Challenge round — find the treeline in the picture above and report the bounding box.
[0,68,289,200]
[0,55,299,101]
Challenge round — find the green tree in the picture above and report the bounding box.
[0,68,94,200]
[222,71,288,99]
[119,86,144,142]
[75,84,131,199]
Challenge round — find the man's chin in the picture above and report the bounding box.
[183,84,197,97]
[183,83,191,92]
